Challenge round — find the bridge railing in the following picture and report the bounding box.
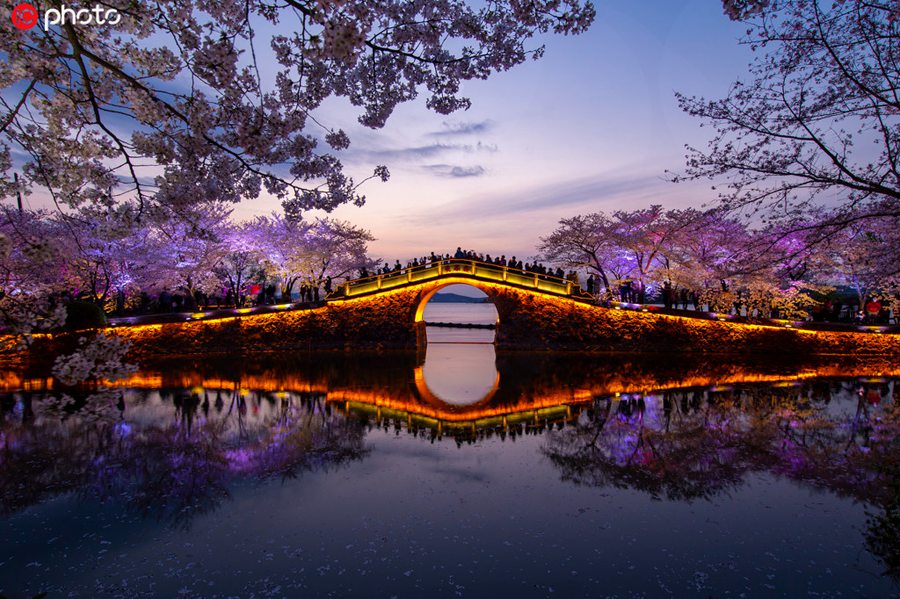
[337,259,581,298]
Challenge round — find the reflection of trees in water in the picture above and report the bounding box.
[866,468,900,581]
[544,381,899,501]
[543,380,900,579]
[0,389,367,528]
[543,392,773,501]
[233,392,368,481]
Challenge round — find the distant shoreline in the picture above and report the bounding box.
[428,292,489,304]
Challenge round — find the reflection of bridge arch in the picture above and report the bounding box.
[412,363,500,409]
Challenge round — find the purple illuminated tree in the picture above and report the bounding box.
[0,206,67,345]
[248,213,375,299]
[52,204,160,311]
[539,207,751,302]
[148,202,233,302]
[212,224,268,307]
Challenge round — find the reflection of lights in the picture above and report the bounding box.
[236,308,252,314]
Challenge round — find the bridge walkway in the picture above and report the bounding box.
[329,258,594,301]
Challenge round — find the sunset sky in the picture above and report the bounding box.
[233,0,753,264]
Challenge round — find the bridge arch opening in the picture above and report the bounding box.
[416,283,498,344]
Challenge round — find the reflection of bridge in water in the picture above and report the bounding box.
[4,352,897,439]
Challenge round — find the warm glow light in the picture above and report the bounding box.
[0,360,865,427]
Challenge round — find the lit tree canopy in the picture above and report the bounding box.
[536,206,896,317]
[538,207,750,298]
[248,212,375,297]
[0,0,595,215]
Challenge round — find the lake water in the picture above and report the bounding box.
[0,303,898,597]
[422,302,498,343]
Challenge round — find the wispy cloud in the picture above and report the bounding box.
[427,120,493,137]
[347,141,497,163]
[423,164,486,178]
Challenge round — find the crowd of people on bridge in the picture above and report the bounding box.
[356,247,582,287]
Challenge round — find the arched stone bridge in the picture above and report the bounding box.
[79,258,900,358]
[328,258,594,347]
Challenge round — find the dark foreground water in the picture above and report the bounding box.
[0,341,898,597]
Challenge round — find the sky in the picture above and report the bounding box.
[231,0,755,265]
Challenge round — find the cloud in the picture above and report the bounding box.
[428,120,493,137]
[347,141,498,163]
[423,164,486,178]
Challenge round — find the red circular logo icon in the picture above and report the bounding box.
[11,3,38,30]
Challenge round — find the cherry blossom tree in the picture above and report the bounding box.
[609,205,700,302]
[148,202,233,303]
[51,203,160,311]
[212,224,268,307]
[539,207,749,302]
[677,0,900,232]
[659,209,750,292]
[537,212,625,294]
[0,206,67,346]
[1,0,595,216]
[249,213,374,299]
[814,211,900,311]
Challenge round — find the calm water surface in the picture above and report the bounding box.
[422,302,498,343]
[0,305,898,598]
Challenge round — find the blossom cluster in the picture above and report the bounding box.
[1,0,594,216]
